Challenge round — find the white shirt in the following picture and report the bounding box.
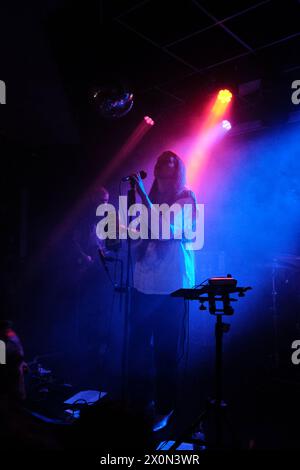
[133,195,196,295]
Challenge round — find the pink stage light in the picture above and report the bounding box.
[144,115,155,126]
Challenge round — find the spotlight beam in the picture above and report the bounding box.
[27,117,154,279]
[185,89,233,184]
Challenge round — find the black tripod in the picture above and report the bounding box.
[170,280,251,449]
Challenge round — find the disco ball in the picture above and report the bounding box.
[92,86,134,119]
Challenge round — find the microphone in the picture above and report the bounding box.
[121,170,147,182]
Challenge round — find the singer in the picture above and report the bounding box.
[128,151,197,431]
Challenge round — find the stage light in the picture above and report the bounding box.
[211,89,233,119]
[222,120,232,131]
[144,115,155,126]
[217,89,233,104]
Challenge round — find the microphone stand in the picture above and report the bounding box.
[121,178,136,403]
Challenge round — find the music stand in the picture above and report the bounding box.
[169,278,251,449]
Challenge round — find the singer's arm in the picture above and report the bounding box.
[132,173,153,209]
[132,174,197,241]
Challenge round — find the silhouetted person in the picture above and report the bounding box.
[0,320,59,449]
[129,151,197,431]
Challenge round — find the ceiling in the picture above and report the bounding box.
[1,0,300,146]
[102,0,300,121]
[44,0,300,127]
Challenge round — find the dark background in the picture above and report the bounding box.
[1,0,300,448]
